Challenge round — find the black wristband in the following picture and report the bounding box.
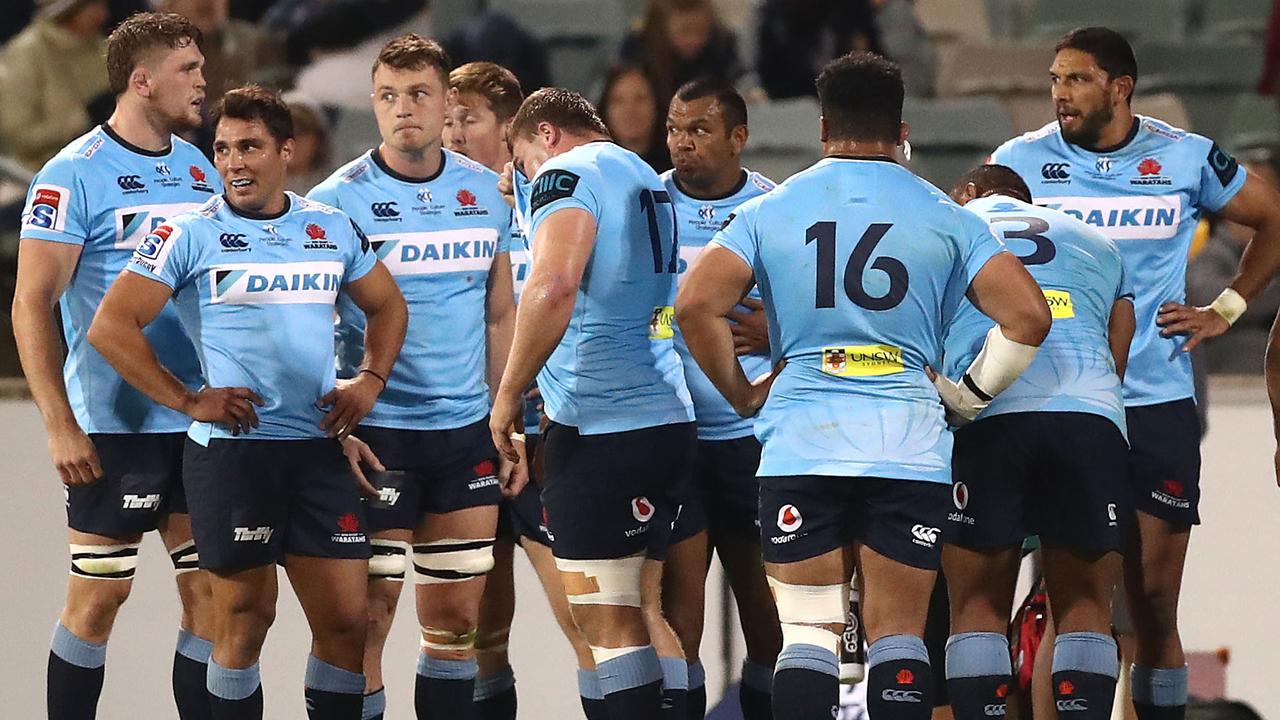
[358,368,387,389]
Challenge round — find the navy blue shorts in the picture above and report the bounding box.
[1126,399,1201,526]
[541,421,695,561]
[358,419,502,533]
[949,412,1130,554]
[66,433,188,538]
[671,436,763,545]
[183,438,371,572]
[759,475,949,570]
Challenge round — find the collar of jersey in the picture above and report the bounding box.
[826,154,898,164]
[371,147,447,184]
[225,193,291,221]
[1072,117,1141,155]
[671,169,748,202]
[100,123,172,158]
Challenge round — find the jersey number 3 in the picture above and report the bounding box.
[806,221,908,311]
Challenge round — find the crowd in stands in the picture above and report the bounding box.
[0,0,1278,377]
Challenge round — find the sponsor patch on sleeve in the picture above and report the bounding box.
[130,223,181,276]
[22,183,71,232]
[529,169,580,214]
[720,212,737,231]
[1207,142,1240,188]
[1043,289,1075,319]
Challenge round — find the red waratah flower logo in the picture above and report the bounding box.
[189,165,206,182]
[456,189,477,206]
[337,513,360,533]
[306,223,326,240]
[1138,158,1162,176]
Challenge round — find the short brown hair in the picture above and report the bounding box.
[212,85,294,147]
[449,62,524,122]
[106,12,202,96]
[372,33,450,85]
[509,88,609,141]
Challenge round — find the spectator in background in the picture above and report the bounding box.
[158,0,285,109]
[1187,152,1280,373]
[598,65,672,173]
[285,93,333,193]
[755,0,881,100]
[262,0,427,66]
[443,13,550,94]
[0,0,112,171]
[619,0,743,107]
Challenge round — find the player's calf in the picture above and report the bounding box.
[766,575,845,720]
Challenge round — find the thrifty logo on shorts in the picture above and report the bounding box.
[821,345,903,376]
[649,306,675,340]
[1043,289,1075,319]
[121,493,161,510]
[234,526,273,544]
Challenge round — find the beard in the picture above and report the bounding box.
[1058,103,1114,149]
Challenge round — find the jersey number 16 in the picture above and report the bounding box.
[807,221,909,311]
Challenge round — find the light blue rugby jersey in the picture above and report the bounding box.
[507,168,542,436]
[711,157,1007,484]
[125,193,376,443]
[309,149,512,430]
[661,168,775,440]
[526,141,694,434]
[19,124,219,433]
[991,116,1245,407]
[944,195,1132,434]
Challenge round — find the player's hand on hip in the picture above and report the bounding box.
[926,366,974,428]
[318,374,381,440]
[489,389,523,464]
[735,359,786,418]
[184,386,264,436]
[1157,301,1230,352]
[728,297,771,356]
[341,434,384,498]
[48,419,103,486]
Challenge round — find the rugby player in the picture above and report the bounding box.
[12,13,218,719]
[89,85,407,720]
[489,87,697,720]
[307,36,522,720]
[990,28,1280,720]
[941,164,1135,720]
[660,77,781,720]
[442,60,598,720]
[676,53,1050,720]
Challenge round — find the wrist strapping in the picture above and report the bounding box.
[1209,288,1247,325]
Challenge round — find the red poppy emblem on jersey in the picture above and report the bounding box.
[456,188,478,206]
[632,496,654,523]
[996,684,1009,699]
[189,165,206,182]
[473,460,496,478]
[896,669,915,685]
[337,513,360,533]
[1138,158,1162,176]
[1162,479,1184,497]
[1058,680,1075,696]
[306,223,326,240]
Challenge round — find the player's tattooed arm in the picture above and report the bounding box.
[490,207,597,462]
[12,240,102,484]
[90,272,264,435]
[1159,169,1280,350]
[320,262,407,439]
[677,245,781,418]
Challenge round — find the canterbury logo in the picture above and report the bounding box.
[911,524,939,545]
[370,201,400,218]
[117,175,146,190]
[219,233,248,249]
[1057,699,1088,712]
[882,690,923,703]
[1041,163,1070,180]
[985,704,1008,716]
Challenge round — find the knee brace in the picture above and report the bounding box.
[70,542,141,580]
[768,577,847,653]
[168,540,200,575]
[369,539,410,580]
[413,538,496,584]
[555,556,645,607]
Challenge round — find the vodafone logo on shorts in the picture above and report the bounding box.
[777,504,803,532]
[632,496,655,523]
[953,482,969,510]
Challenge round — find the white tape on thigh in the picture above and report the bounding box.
[591,644,648,665]
[555,556,646,607]
[769,577,846,653]
[168,539,200,575]
[369,539,410,580]
[70,543,141,580]
[413,538,496,584]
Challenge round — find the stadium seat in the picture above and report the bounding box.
[1198,0,1272,41]
[916,0,993,43]
[935,42,1054,97]
[903,96,1014,151]
[1002,92,1053,134]
[329,106,380,163]
[1223,94,1280,152]
[908,148,992,190]
[488,0,627,94]
[1027,0,1185,41]
[1133,92,1194,131]
[1136,41,1263,93]
[746,99,823,152]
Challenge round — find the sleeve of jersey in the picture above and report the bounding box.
[496,209,514,254]
[344,218,377,282]
[124,219,191,290]
[956,209,1009,286]
[707,203,759,272]
[19,156,91,245]
[305,177,341,208]
[1116,255,1136,302]
[528,164,600,231]
[1195,138,1247,213]
[987,138,1016,167]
